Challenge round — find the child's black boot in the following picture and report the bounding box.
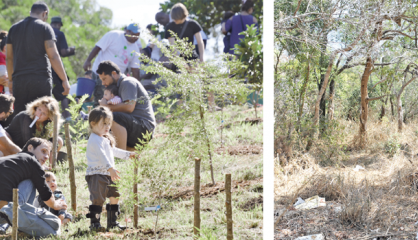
[106,204,126,230]
[86,205,105,232]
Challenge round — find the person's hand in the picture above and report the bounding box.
[0,75,8,86]
[53,199,67,211]
[58,214,65,221]
[69,47,75,54]
[108,168,121,181]
[83,61,91,71]
[62,80,70,95]
[62,218,70,225]
[99,98,108,106]
[129,152,138,159]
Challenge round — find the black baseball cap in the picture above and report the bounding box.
[51,16,63,26]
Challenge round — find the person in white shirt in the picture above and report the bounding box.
[83,23,141,106]
[0,94,21,157]
[84,106,136,231]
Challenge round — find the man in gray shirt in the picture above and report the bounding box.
[96,60,155,150]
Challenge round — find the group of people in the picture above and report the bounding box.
[0,0,258,236]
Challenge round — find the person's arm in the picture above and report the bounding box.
[225,18,233,33]
[45,40,70,95]
[0,136,21,155]
[44,195,67,211]
[112,147,133,160]
[5,44,13,94]
[221,22,227,35]
[194,32,204,62]
[83,46,101,71]
[59,47,75,57]
[100,99,136,113]
[132,68,140,80]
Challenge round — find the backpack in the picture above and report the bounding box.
[0,202,61,237]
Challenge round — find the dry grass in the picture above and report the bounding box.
[275,118,418,238]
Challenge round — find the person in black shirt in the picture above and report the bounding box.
[5,2,70,125]
[50,16,75,120]
[0,137,67,234]
[164,3,205,63]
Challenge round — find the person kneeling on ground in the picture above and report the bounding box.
[0,94,21,157]
[0,138,67,234]
[97,60,156,150]
[85,107,136,231]
[34,171,72,226]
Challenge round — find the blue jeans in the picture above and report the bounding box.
[0,180,36,231]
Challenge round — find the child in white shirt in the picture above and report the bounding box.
[85,106,135,231]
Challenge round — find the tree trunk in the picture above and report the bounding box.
[51,114,58,169]
[199,106,215,185]
[306,54,335,151]
[297,56,310,131]
[12,189,18,240]
[359,57,374,146]
[328,78,335,120]
[64,123,77,211]
[397,95,403,132]
[194,158,201,238]
[390,96,394,119]
[225,174,233,240]
[379,104,385,121]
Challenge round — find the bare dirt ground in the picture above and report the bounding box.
[275,120,418,239]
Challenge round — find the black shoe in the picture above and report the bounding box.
[86,205,105,232]
[106,204,126,230]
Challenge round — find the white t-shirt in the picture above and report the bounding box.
[0,124,5,138]
[85,133,131,176]
[92,30,141,74]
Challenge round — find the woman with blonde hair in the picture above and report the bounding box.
[5,96,63,167]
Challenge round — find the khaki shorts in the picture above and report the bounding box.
[85,175,120,206]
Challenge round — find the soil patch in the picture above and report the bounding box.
[215,145,263,155]
[241,196,263,211]
[164,177,263,200]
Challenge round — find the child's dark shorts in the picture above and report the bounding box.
[85,174,120,206]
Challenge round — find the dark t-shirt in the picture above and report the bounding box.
[7,16,56,79]
[53,28,68,56]
[0,152,52,202]
[116,74,156,131]
[165,20,202,45]
[5,112,50,148]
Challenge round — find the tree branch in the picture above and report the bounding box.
[367,95,387,102]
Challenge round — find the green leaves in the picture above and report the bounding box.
[233,24,263,88]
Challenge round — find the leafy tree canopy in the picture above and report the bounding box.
[0,0,113,83]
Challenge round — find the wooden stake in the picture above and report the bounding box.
[12,189,18,240]
[64,123,77,211]
[133,156,138,229]
[225,174,233,240]
[51,114,58,169]
[194,158,201,238]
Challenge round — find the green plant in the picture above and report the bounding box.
[384,135,401,156]
[66,94,90,153]
[234,24,263,118]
